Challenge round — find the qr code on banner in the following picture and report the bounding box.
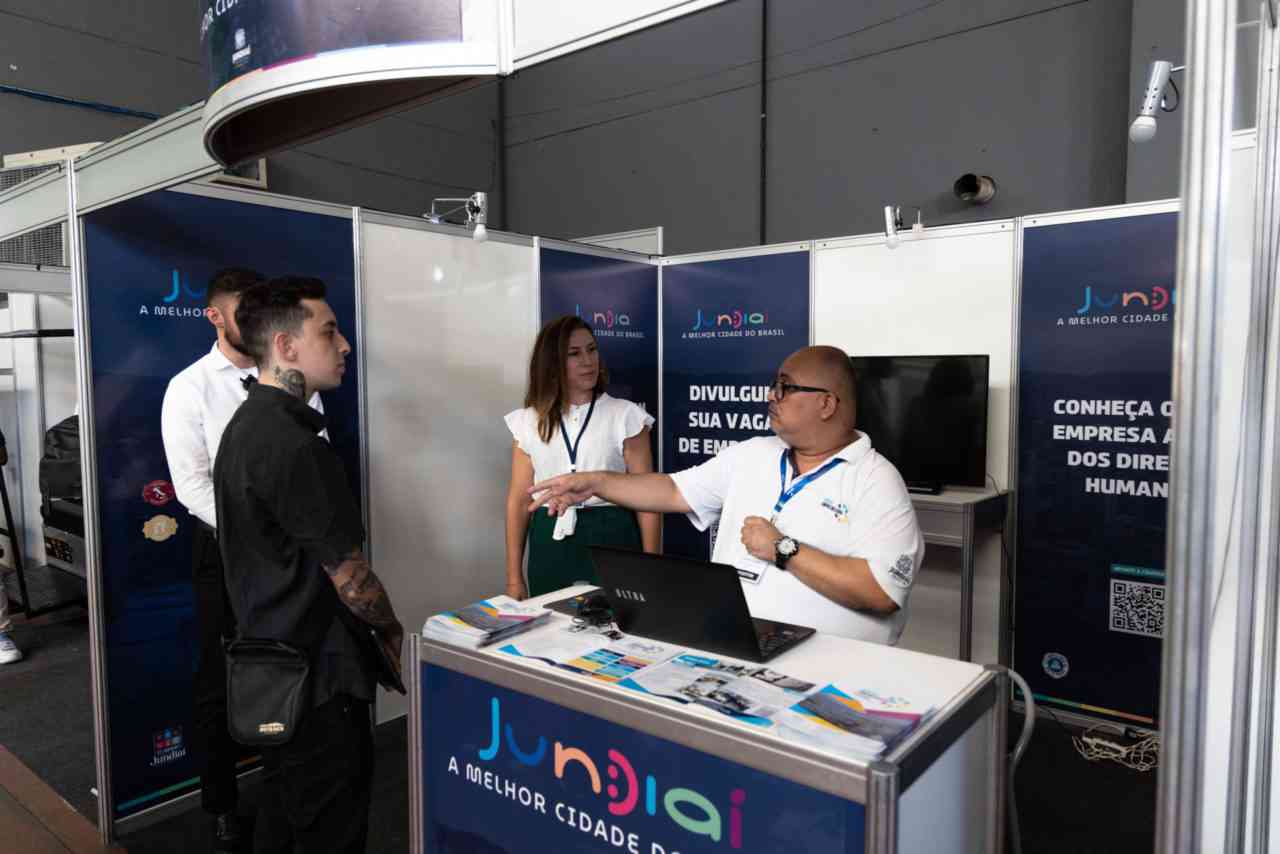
[1110,580,1165,638]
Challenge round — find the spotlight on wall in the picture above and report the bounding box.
[954,174,997,205]
[884,205,902,249]
[1129,60,1184,143]
[884,205,925,248]
[424,191,489,241]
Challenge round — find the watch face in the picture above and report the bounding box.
[778,537,798,556]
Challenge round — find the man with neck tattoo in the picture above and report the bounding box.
[531,346,925,645]
[160,268,327,851]
[214,276,402,854]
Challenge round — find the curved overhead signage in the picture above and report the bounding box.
[199,0,500,166]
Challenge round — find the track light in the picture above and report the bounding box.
[884,205,902,249]
[424,191,489,241]
[471,192,488,243]
[884,205,924,248]
[1129,60,1183,143]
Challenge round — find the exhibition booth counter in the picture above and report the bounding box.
[409,586,1006,854]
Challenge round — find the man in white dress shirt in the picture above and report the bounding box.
[160,269,325,851]
[530,345,925,645]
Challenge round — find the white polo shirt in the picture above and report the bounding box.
[669,433,924,644]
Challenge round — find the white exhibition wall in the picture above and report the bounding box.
[812,221,1017,489]
[360,215,539,722]
[812,222,1016,665]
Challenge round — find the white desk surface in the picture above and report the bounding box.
[441,585,989,762]
[910,487,1004,507]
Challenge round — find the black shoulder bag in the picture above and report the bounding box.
[225,637,314,747]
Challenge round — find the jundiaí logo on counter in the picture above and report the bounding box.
[477,696,749,848]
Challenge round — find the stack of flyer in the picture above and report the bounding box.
[775,685,930,759]
[423,596,551,649]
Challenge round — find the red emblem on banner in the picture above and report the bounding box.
[142,480,175,507]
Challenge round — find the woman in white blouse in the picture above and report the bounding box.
[504,316,660,599]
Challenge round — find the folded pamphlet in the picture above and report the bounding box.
[775,684,929,758]
[423,596,551,649]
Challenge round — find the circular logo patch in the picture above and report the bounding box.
[143,515,179,543]
[888,554,915,588]
[142,480,175,507]
[1042,652,1070,680]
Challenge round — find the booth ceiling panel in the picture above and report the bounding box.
[73,105,220,215]
[0,262,70,296]
[0,169,66,246]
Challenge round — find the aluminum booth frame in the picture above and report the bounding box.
[0,2,1273,842]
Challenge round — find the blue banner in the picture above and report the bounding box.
[661,252,810,560]
[540,248,659,433]
[421,663,864,853]
[1015,212,1176,726]
[82,190,360,817]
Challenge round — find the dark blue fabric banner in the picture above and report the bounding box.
[1015,212,1176,726]
[82,190,360,818]
[660,252,810,560]
[421,663,864,853]
[539,248,659,430]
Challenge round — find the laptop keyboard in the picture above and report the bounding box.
[757,627,799,657]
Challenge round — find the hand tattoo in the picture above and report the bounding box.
[273,366,307,400]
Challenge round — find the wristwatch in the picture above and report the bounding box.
[774,536,799,570]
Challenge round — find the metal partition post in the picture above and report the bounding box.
[1227,7,1280,850]
[1157,0,1237,851]
[65,160,113,842]
[353,207,370,555]
[409,637,424,854]
[866,761,898,853]
[1247,10,1280,851]
[986,666,1009,854]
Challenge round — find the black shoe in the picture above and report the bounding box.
[214,812,242,852]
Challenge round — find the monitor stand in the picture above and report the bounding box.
[906,482,943,495]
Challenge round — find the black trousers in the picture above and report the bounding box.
[192,523,239,815]
[255,694,374,854]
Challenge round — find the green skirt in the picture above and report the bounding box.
[526,505,642,596]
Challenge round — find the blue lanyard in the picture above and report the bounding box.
[558,394,598,472]
[773,450,845,518]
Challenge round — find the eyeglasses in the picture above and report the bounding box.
[770,378,837,402]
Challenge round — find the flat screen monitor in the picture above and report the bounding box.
[850,354,990,491]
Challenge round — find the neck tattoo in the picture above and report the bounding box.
[273,366,307,400]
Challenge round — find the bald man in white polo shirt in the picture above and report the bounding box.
[530,345,924,645]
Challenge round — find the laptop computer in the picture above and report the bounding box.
[585,546,815,663]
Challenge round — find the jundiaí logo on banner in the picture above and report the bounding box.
[684,306,785,339]
[1056,284,1175,327]
[151,726,187,768]
[139,270,207,319]
[576,303,645,339]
